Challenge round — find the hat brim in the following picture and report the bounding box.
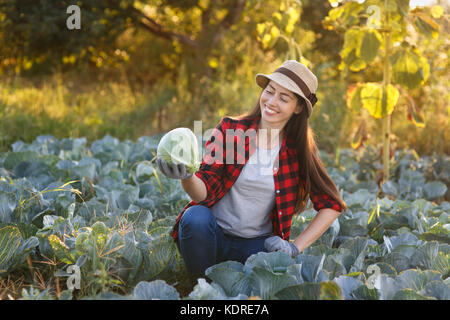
[255,73,313,118]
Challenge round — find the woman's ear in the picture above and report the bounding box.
[294,102,303,114]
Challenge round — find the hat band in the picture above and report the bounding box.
[274,67,318,107]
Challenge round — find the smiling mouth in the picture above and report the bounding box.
[264,105,279,114]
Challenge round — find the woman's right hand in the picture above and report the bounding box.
[156,158,193,180]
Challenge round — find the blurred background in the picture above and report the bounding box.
[0,0,448,157]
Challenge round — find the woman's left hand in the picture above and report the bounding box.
[264,236,300,257]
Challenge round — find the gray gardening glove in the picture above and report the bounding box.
[156,158,193,180]
[264,236,300,257]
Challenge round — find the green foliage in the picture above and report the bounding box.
[0,0,135,75]
[133,279,180,300]
[20,287,56,300]
[324,0,445,174]
[390,47,430,90]
[0,225,39,275]
[0,134,449,299]
[360,82,399,118]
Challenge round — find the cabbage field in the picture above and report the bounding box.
[0,134,448,300]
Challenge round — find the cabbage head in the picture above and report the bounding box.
[156,127,201,174]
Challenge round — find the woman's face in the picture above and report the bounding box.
[259,80,303,130]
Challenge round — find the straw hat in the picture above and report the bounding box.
[255,60,318,118]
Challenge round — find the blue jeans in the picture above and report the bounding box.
[177,205,271,279]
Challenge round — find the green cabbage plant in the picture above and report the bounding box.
[156,128,201,174]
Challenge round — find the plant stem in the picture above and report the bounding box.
[382,0,392,182]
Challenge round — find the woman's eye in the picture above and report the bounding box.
[265,90,287,102]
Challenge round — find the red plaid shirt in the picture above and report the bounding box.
[171,115,342,242]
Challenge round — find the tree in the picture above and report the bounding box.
[0,0,136,75]
[323,0,444,183]
[0,1,248,84]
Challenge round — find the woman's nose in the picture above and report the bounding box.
[267,95,278,106]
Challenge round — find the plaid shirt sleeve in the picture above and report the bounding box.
[193,117,228,206]
[299,168,343,213]
[310,190,343,213]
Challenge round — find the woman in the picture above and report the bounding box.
[156,60,347,279]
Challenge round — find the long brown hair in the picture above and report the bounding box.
[231,86,347,215]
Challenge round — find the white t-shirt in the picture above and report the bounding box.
[210,141,281,238]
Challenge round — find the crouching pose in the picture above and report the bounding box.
[157,60,347,279]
